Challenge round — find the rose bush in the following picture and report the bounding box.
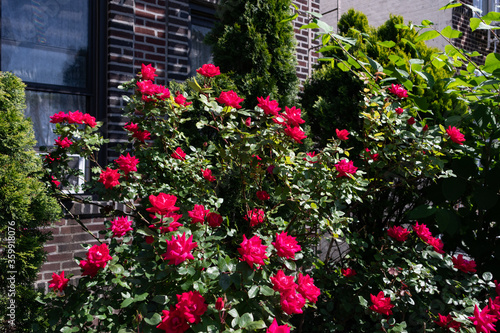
[38,3,500,332]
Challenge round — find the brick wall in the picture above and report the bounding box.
[36,0,321,290]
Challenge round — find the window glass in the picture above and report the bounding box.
[190,23,213,74]
[24,91,86,146]
[1,0,89,88]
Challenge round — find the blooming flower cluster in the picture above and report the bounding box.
[161,233,198,265]
[387,225,410,242]
[50,110,97,127]
[54,136,73,148]
[245,208,265,227]
[115,153,139,175]
[272,232,301,259]
[446,126,465,145]
[48,271,69,292]
[370,291,395,316]
[336,128,349,141]
[334,159,357,178]
[98,167,121,189]
[413,221,444,254]
[109,216,133,237]
[201,168,216,182]
[124,122,151,143]
[156,291,208,333]
[270,270,320,315]
[388,84,408,99]
[196,63,220,77]
[79,244,112,278]
[469,301,499,333]
[216,90,244,109]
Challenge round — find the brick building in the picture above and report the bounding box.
[323,0,498,60]
[0,0,320,290]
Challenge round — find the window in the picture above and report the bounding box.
[189,3,216,76]
[474,0,500,14]
[1,0,102,148]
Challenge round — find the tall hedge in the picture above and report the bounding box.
[0,72,61,332]
[206,0,299,107]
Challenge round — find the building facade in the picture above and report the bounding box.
[0,0,320,290]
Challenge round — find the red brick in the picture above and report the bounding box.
[135,26,156,36]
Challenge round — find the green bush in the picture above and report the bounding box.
[0,72,61,332]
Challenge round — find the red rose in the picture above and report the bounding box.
[257,96,281,116]
[141,63,158,81]
[407,117,416,125]
[283,106,305,127]
[66,110,85,124]
[87,243,112,268]
[132,130,151,143]
[145,236,155,244]
[388,83,408,99]
[238,235,268,268]
[297,273,320,303]
[280,290,306,315]
[267,318,290,333]
[335,159,357,178]
[452,254,477,273]
[147,193,180,216]
[161,233,197,265]
[284,126,307,144]
[446,126,465,145]
[216,90,244,109]
[196,64,221,77]
[115,153,139,174]
[124,122,139,133]
[364,148,379,161]
[55,136,73,148]
[335,128,349,141]
[202,168,216,182]
[98,167,120,189]
[48,271,69,292]
[341,267,357,277]
[256,190,270,201]
[172,147,186,161]
[303,151,319,164]
[109,216,133,237]
[245,117,252,127]
[79,260,100,278]
[413,222,432,242]
[50,111,68,123]
[426,236,445,254]
[245,208,265,227]
[422,124,429,132]
[176,291,207,324]
[270,270,297,293]
[370,291,394,316]
[387,226,410,242]
[207,212,223,227]
[215,297,224,311]
[469,305,497,333]
[51,176,61,187]
[156,307,190,333]
[82,113,97,127]
[395,107,404,115]
[434,313,461,331]
[174,93,192,107]
[188,204,209,224]
[272,231,301,259]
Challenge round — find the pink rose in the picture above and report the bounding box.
[267,318,290,333]
[109,216,133,237]
[216,90,244,109]
[196,64,221,77]
[238,235,268,268]
[335,159,357,178]
[446,126,465,145]
[280,290,306,315]
[257,96,281,116]
[115,153,139,174]
[207,212,223,227]
[176,291,208,324]
[452,254,477,273]
[297,273,320,303]
[284,126,307,144]
[141,63,158,81]
[272,231,301,259]
[270,270,297,293]
[172,147,186,161]
[147,193,180,216]
[161,233,198,265]
[202,168,216,182]
[335,129,349,141]
[188,204,209,224]
[55,136,73,148]
[48,271,69,292]
[388,83,408,99]
[370,291,394,316]
[283,106,305,127]
[387,226,410,242]
[98,167,120,189]
[245,208,265,227]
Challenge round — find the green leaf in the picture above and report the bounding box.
[238,313,254,328]
[337,62,350,72]
[120,298,134,308]
[300,22,320,30]
[134,292,149,302]
[109,264,124,275]
[439,2,462,10]
[415,30,440,42]
[470,18,482,31]
[219,274,232,290]
[483,11,500,21]
[358,295,368,307]
[407,205,437,219]
[206,266,220,279]
[280,4,298,23]
[482,272,493,281]
[144,313,162,326]
[441,26,463,39]
[260,285,275,296]
[245,320,267,330]
[152,295,169,305]
[377,41,396,48]
[248,285,259,299]
[483,53,500,73]
[188,78,202,93]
